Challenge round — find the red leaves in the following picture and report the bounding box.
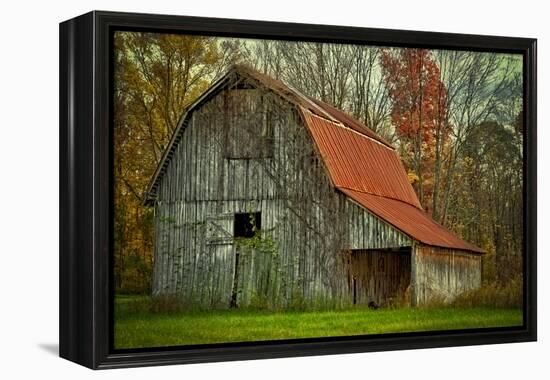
[381,49,448,142]
[381,48,450,209]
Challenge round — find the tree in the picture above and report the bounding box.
[453,120,522,283]
[247,41,394,141]
[435,51,521,224]
[113,32,239,292]
[381,48,449,211]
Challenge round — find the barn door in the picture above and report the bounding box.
[230,212,261,308]
[205,211,265,308]
[205,213,235,307]
[349,249,411,307]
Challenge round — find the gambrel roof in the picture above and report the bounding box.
[144,65,484,254]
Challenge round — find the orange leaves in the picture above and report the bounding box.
[381,48,450,209]
[381,48,448,142]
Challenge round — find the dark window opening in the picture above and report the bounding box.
[234,212,261,238]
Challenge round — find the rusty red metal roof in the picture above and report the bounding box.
[302,110,422,209]
[341,189,484,253]
[308,98,393,148]
[301,109,483,254]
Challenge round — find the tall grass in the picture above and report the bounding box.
[141,274,522,314]
[451,275,523,309]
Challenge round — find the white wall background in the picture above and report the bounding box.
[0,0,547,378]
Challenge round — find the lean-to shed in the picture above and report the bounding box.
[144,65,484,309]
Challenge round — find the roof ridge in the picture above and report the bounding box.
[235,66,393,149]
[283,83,340,122]
[307,97,394,149]
[303,109,396,150]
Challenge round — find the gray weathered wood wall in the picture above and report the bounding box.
[411,244,482,305]
[152,84,351,308]
[342,199,412,250]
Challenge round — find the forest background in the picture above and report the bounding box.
[113,32,523,297]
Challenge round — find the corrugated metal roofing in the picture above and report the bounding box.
[302,110,422,209]
[341,188,484,253]
[309,98,393,148]
[301,108,482,253]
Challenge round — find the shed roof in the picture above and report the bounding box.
[144,65,483,254]
[341,189,483,253]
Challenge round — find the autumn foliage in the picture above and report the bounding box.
[113,32,237,292]
[381,49,450,212]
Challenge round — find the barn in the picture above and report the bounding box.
[144,65,484,309]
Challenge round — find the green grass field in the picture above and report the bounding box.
[114,295,522,349]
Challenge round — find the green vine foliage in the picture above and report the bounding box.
[234,213,279,258]
[235,232,279,258]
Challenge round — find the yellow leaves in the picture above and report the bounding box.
[463,156,474,166]
[113,31,234,291]
[407,171,419,183]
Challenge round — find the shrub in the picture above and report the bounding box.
[451,275,523,309]
[117,252,152,294]
[114,295,151,315]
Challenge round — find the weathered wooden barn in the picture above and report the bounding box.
[144,65,484,309]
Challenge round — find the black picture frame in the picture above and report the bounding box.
[59,10,537,369]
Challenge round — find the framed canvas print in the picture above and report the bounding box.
[59,11,537,369]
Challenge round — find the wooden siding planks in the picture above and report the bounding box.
[412,244,482,305]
